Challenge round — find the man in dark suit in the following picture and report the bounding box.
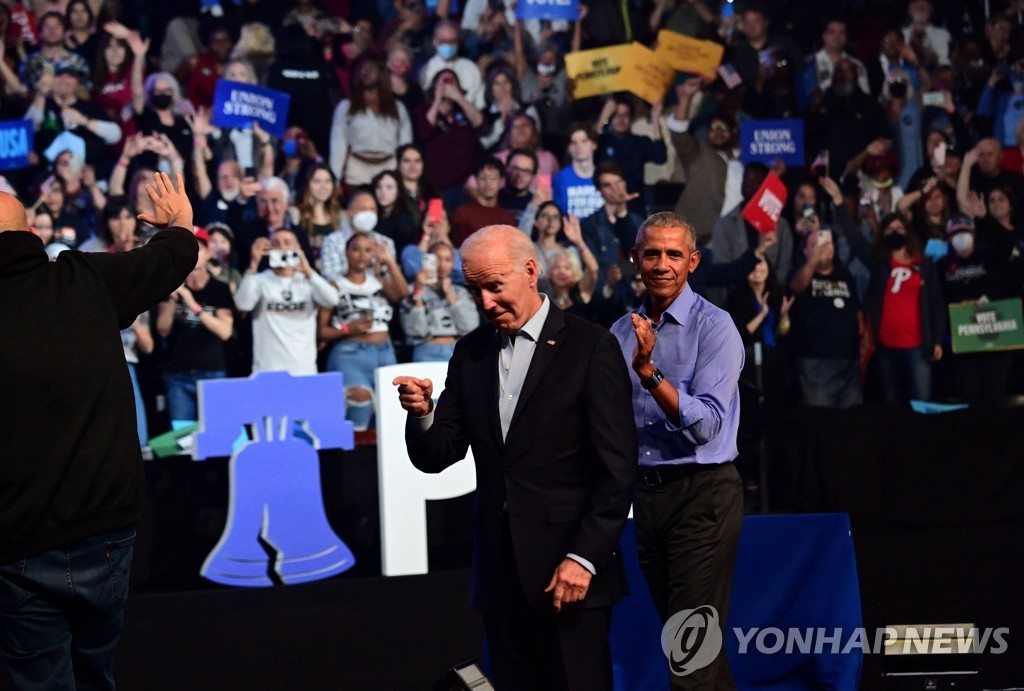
[393,224,636,690]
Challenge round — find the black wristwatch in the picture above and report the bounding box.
[641,368,664,391]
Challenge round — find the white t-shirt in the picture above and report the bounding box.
[333,273,393,335]
[235,269,339,375]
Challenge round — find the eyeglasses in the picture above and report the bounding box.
[709,122,731,132]
[508,165,536,176]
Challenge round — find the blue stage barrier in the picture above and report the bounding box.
[612,513,863,690]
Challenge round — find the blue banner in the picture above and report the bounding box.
[211,80,291,139]
[516,0,579,21]
[0,120,33,171]
[740,119,805,166]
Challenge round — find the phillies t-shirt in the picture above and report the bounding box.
[878,259,923,348]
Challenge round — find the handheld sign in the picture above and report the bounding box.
[740,119,805,166]
[622,42,674,105]
[565,44,632,100]
[212,80,291,139]
[0,120,33,172]
[949,298,1024,354]
[741,172,788,234]
[516,0,579,21]
[654,30,724,78]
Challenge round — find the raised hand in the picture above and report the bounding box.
[562,213,583,246]
[137,172,193,229]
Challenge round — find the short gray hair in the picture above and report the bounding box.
[260,176,289,198]
[635,211,697,252]
[461,224,539,271]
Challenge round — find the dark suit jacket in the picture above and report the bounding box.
[406,306,637,612]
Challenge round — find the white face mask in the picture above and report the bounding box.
[220,187,240,202]
[352,210,378,233]
[951,232,974,256]
[537,63,557,76]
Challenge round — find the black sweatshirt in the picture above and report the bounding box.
[0,227,197,563]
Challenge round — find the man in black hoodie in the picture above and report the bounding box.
[0,172,198,689]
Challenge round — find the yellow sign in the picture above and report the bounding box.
[622,42,675,105]
[564,44,632,100]
[655,30,724,78]
[565,43,674,104]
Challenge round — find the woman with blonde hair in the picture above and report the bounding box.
[230,22,275,84]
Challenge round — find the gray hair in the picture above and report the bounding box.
[144,71,183,110]
[260,176,290,198]
[635,211,697,253]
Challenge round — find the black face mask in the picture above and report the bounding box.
[151,93,173,110]
[889,81,908,99]
[883,232,908,249]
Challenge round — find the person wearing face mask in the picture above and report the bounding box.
[319,190,400,284]
[977,57,1024,149]
[936,214,1016,402]
[131,68,194,181]
[840,212,946,402]
[418,19,484,108]
[277,126,321,197]
[195,159,244,226]
[205,222,242,294]
[513,31,569,154]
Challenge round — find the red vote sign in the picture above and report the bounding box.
[741,172,788,235]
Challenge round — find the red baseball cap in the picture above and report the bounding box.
[193,226,210,245]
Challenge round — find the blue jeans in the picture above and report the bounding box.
[165,371,226,423]
[0,527,135,691]
[126,363,148,447]
[875,345,932,402]
[412,342,456,363]
[326,340,396,431]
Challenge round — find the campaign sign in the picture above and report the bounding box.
[0,120,33,171]
[516,0,579,21]
[740,119,804,166]
[949,298,1024,354]
[212,80,291,138]
[741,172,788,234]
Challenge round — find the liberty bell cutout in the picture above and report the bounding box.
[194,371,356,587]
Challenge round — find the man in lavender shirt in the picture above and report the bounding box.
[610,211,745,689]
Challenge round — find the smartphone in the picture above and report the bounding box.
[268,249,301,268]
[921,91,946,107]
[802,206,817,219]
[816,229,832,245]
[427,198,445,224]
[536,174,551,192]
[422,252,438,284]
[721,0,734,19]
[933,141,947,167]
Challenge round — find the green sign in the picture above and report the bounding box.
[949,298,1024,354]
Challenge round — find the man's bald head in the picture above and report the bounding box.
[460,224,538,270]
[0,192,27,234]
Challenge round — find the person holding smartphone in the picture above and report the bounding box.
[318,232,408,430]
[235,229,339,376]
[787,226,865,408]
[400,240,479,362]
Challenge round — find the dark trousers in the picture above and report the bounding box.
[634,463,744,691]
[482,518,613,691]
[0,527,135,691]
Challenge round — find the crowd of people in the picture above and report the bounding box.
[1,0,1023,447]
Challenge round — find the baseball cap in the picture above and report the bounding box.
[946,214,974,236]
[193,226,210,244]
[53,59,88,81]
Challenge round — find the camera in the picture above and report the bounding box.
[269,249,301,268]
